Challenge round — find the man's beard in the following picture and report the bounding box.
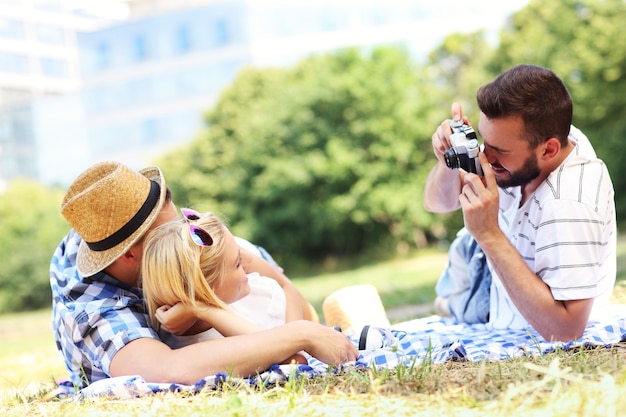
[494,153,541,188]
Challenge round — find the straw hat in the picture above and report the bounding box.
[60,161,167,277]
[322,284,390,335]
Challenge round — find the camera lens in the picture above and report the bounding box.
[443,148,459,169]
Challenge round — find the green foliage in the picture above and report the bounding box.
[427,29,496,120]
[0,180,67,312]
[160,47,447,267]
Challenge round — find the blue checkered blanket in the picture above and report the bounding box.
[67,307,626,400]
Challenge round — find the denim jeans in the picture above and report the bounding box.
[435,228,490,323]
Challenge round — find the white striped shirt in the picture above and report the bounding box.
[488,126,617,329]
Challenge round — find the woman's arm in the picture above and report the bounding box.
[156,302,264,336]
[155,304,200,335]
[195,304,264,335]
[157,302,308,364]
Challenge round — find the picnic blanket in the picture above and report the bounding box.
[63,306,626,400]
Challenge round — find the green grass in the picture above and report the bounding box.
[292,247,448,321]
[0,310,66,395]
[2,238,626,416]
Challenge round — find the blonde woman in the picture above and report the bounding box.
[141,208,332,364]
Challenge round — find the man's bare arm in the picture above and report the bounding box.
[109,321,358,384]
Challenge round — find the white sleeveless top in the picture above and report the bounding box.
[162,272,286,349]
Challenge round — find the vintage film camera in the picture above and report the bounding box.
[443,119,483,177]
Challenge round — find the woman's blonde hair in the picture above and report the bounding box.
[141,211,229,330]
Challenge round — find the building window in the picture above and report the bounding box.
[141,118,157,143]
[175,25,191,53]
[0,52,28,73]
[96,43,109,69]
[134,35,147,61]
[40,57,69,77]
[215,19,229,45]
[0,17,25,39]
[35,24,66,45]
[33,0,61,11]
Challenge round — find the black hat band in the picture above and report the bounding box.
[85,180,161,252]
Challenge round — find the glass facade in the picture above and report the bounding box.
[35,23,66,44]
[68,1,250,178]
[0,17,25,39]
[0,103,36,179]
[78,3,246,76]
[0,0,108,188]
[0,52,28,73]
[40,57,70,77]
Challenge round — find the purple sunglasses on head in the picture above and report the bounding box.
[180,208,213,247]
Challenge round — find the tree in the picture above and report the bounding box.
[159,47,446,268]
[0,180,67,312]
[427,29,496,121]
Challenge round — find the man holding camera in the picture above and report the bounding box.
[424,64,616,342]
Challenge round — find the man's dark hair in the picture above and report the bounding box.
[476,64,573,148]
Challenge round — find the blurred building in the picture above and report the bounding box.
[0,0,126,190]
[0,0,528,189]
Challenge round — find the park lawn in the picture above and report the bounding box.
[0,247,448,396]
[292,246,448,320]
[0,310,66,393]
[2,237,626,415]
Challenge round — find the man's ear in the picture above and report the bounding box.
[117,246,140,267]
[541,137,561,160]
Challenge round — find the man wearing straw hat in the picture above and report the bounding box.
[50,161,358,389]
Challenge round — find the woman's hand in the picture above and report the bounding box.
[155,303,198,335]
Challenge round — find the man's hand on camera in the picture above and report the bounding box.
[458,152,500,241]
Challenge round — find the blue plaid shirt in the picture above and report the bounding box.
[50,229,158,388]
